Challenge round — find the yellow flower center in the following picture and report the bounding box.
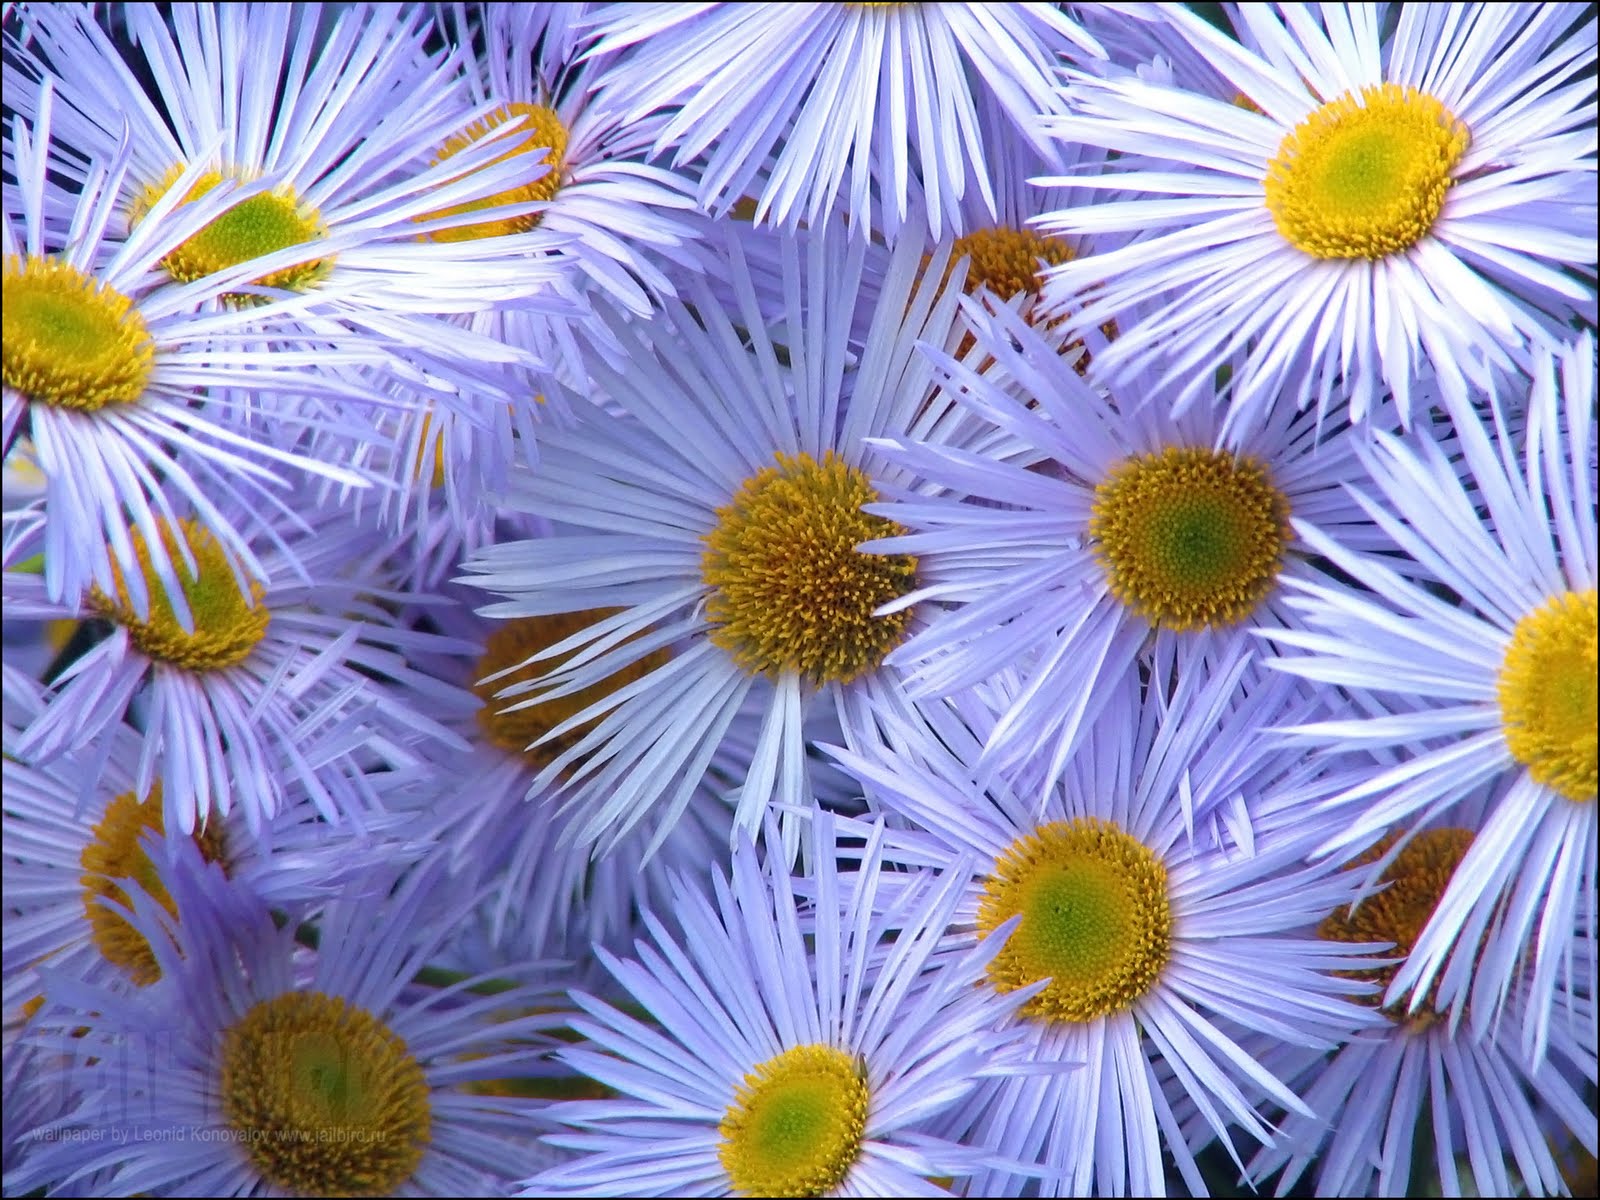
[2,255,155,411]
[945,225,1075,303]
[1318,827,1475,1026]
[1264,83,1469,260]
[977,818,1172,1023]
[131,166,332,299]
[1498,589,1598,802]
[220,991,432,1197]
[89,518,269,672]
[718,1044,869,1198]
[1089,446,1290,631]
[412,410,449,490]
[79,784,228,986]
[419,102,568,242]
[473,610,671,770]
[702,451,917,686]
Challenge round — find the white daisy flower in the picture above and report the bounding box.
[822,664,1385,1196]
[520,811,1045,1198]
[580,1,1104,240]
[1261,332,1597,1064]
[1034,2,1598,423]
[460,219,996,855]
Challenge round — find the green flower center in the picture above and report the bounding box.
[132,167,331,300]
[702,451,917,686]
[221,991,432,1197]
[1498,589,1598,802]
[718,1044,870,1198]
[978,818,1172,1023]
[89,518,269,672]
[419,102,568,242]
[1265,83,1470,260]
[2,255,155,411]
[1089,446,1290,630]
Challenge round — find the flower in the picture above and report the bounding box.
[1034,2,1597,424]
[459,218,978,853]
[5,499,474,835]
[520,810,1042,1198]
[3,76,392,613]
[433,4,704,317]
[581,1,1103,240]
[8,1,582,517]
[1261,332,1597,1062]
[1244,794,1597,1197]
[823,663,1384,1196]
[390,593,743,958]
[0,664,425,1010]
[864,294,1392,788]
[11,3,574,315]
[351,3,708,559]
[7,846,570,1198]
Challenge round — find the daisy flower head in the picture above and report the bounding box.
[1035,2,1598,424]
[460,217,988,854]
[864,292,1395,789]
[6,0,586,493]
[3,75,400,615]
[9,2,578,314]
[580,1,1105,242]
[1,665,427,1015]
[1262,331,1598,1063]
[391,592,742,963]
[433,2,705,318]
[4,497,475,836]
[343,1,707,553]
[907,100,1118,371]
[8,846,572,1199]
[823,664,1387,1197]
[520,810,1044,1198]
[1244,789,1597,1198]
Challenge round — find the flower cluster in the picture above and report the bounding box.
[2,3,1595,1198]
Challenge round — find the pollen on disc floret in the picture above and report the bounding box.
[79,784,228,986]
[130,167,332,299]
[1497,588,1598,802]
[88,518,270,672]
[944,225,1075,303]
[702,450,917,687]
[419,102,568,242]
[1317,827,1477,1029]
[472,609,671,769]
[3,255,155,411]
